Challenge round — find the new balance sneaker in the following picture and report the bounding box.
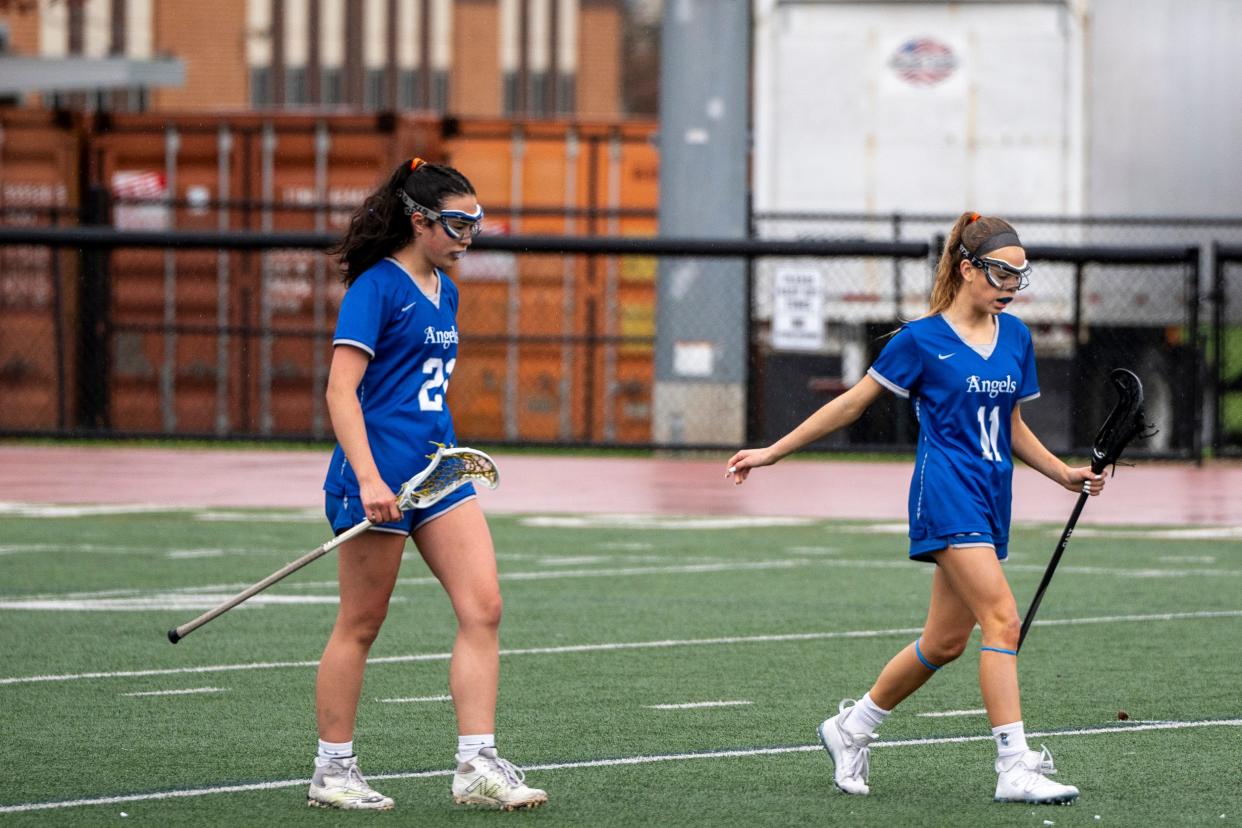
[307,755,395,811]
[452,747,548,810]
[994,745,1079,805]
[817,699,877,795]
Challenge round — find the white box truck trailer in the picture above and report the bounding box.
[748,0,1227,452]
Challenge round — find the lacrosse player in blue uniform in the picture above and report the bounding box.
[310,158,546,812]
[727,212,1105,805]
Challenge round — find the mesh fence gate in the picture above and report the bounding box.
[1214,244,1242,456]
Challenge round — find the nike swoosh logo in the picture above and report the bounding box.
[401,302,416,312]
[938,353,955,360]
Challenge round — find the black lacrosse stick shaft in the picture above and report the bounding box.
[1017,488,1090,651]
[1016,368,1152,652]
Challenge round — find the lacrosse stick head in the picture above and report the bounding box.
[396,446,499,510]
[1090,368,1158,475]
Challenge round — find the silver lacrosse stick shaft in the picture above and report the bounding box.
[167,518,372,643]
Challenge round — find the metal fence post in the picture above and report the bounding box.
[1186,246,1202,463]
[745,252,758,444]
[1211,242,1224,456]
[76,185,112,430]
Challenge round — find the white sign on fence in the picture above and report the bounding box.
[772,268,824,350]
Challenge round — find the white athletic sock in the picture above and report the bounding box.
[456,733,495,765]
[843,692,891,734]
[992,721,1029,758]
[317,739,354,763]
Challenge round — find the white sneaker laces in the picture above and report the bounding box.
[480,753,526,787]
[343,762,382,795]
[844,740,871,781]
[1004,746,1059,792]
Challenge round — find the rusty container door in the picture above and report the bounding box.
[444,118,659,445]
[0,110,82,433]
[91,113,442,437]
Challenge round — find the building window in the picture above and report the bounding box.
[321,68,343,105]
[364,69,385,109]
[528,71,548,117]
[398,69,420,109]
[432,71,448,114]
[556,73,575,115]
[251,66,272,106]
[502,71,519,116]
[286,67,308,105]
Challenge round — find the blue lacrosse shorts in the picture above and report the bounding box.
[325,483,477,537]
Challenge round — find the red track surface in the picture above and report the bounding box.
[2,445,1240,526]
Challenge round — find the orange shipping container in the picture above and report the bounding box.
[91,112,441,437]
[0,110,82,432]
[0,111,661,444]
[445,118,659,444]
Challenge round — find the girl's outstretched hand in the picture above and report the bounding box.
[725,447,778,485]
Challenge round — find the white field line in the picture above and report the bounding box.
[0,503,185,518]
[194,510,322,523]
[0,594,349,612]
[2,609,1239,687]
[917,708,987,718]
[11,553,1242,610]
[0,545,251,558]
[840,523,1242,543]
[377,695,452,703]
[1072,526,1242,541]
[645,700,753,710]
[0,544,281,559]
[121,687,227,698]
[519,515,818,530]
[0,559,820,606]
[1,718,1238,815]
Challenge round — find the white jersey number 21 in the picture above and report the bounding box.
[418,357,456,411]
[977,405,1002,462]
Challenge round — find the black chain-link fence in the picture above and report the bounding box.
[749,243,1199,457]
[0,221,1214,460]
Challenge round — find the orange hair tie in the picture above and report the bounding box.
[967,211,981,223]
[410,157,426,171]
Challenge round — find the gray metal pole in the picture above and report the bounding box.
[654,0,751,446]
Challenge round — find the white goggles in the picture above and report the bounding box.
[960,244,1032,291]
[399,191,485,240]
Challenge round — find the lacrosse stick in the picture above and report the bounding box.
[167,445,499,643]
[1016,369,1156,651]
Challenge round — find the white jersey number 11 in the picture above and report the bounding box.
[977,405,1002,462]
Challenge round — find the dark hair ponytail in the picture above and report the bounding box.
[331,158,477,286]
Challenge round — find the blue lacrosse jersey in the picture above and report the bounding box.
[324,258,463,497]
[867,314,1040,556]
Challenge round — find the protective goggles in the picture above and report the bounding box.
[959,244,1032,291]
[399,190,484,240]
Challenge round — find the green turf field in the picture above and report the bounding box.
[1,507,1239,825]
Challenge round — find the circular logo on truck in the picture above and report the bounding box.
[889,38,958,86]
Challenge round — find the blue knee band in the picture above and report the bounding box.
[914,638,942,671]
[980,645,1018,656]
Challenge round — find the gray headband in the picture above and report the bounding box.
[973,230,1023,257]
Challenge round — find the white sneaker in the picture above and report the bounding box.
[452,747,548,810]
[307,755,395,811]
[994,745,1079,804]
[817,699,877,795]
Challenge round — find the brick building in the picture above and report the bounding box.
[0,0,626,117]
